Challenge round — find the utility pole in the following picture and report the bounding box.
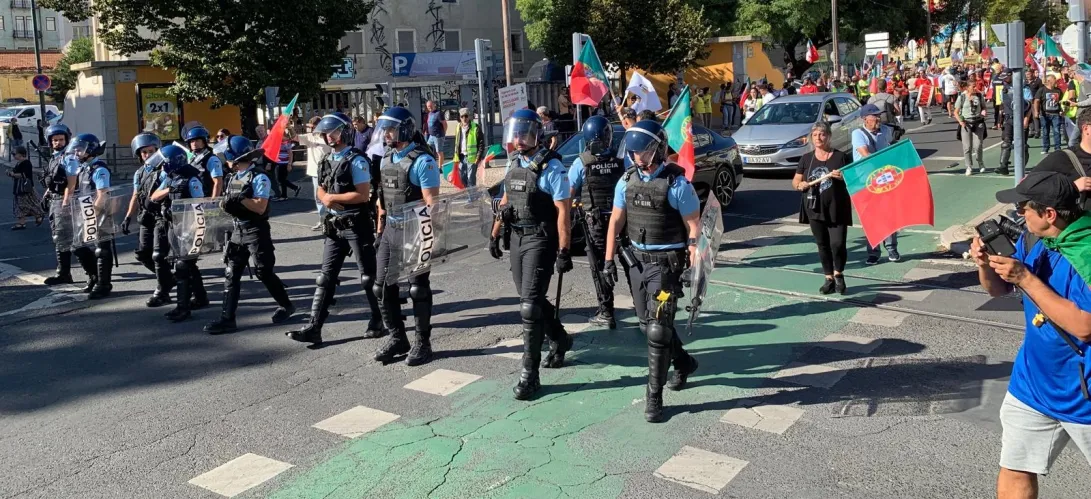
[30,0,46,166]
[500,0,513,86]
[831,0,840,77]
[926,1,933,64]
[1069,0,1089,64]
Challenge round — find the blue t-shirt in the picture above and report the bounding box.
[327,147,372,215]
[851,126,892,162]
[157,173,205,198]
[236,167,272,200]
[612,163,699,251]
[393,144,441,189]
[504,154,570,202]
[1008,235,1091,424]
[206,155,224,179]
[427,111,444,136]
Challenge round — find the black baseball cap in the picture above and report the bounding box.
[996,170,1080,209]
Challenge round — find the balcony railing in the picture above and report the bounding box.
[10,0,32,9]
[13,30,41,39]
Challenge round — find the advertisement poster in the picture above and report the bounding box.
[137,85,182,141]
[497,83,528,122]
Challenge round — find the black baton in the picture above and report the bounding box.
[554,272,563,321]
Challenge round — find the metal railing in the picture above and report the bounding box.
[28,141,141,180]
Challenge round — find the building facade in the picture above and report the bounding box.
[0,2,85,51]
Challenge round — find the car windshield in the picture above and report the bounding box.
[747,102,821,125]
[556,126,624,163]
[0,109,18,119]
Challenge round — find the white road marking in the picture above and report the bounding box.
[0,261,86,317]
[718,246,758,260]
[312,406,400,439]
[404,369,482,396]
[773,225,809,234]
[720,400,805,435]
[188,453,293,497]
[903,267,952,282]
[818,333,883,354]
[488,338,524,359]
[871,287,933,302]
[772,362,846,389]
[924,156,965,161]
[654,446,749,494]
[850,307,910,327]
[919,258,977,268]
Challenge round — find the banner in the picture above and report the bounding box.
[69,186,129,249]
[138,85,182,141]
[168,197,233,261]
[498,83,529,122]
[685,195,724,335]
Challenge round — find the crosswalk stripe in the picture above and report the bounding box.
[188,453,293,497]
[654,446,749,494]
[312,406,401,439]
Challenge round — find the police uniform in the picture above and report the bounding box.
[570,151,628,323]
[71,158,115,297]
[373,143,441,364]
[614,161,700,422]
[159,166,208,318]
[133,161,174,304]
[503,147,573,399]
[42,149,77,284]
[288,146,382,344]
[190,146,224,196]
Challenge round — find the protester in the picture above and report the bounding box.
[6,119,22,161]
[743,87,761,122]
[667,83,678,108]
[694,87,712,128]
[6,146,43,230]
[214,128,230,144]
[1032,109,1091,211]
[717,82,736,129]
[955,80,988,176]
[970,170,1091,499]
[452,107,484,188]
[759,84,776,106]
[793,122,852,295]
[991,69,1007,130]
[1063,75,1082,147]
[852,104,899,264]
[1036,75,1065,155]
[619,107,638,129]
[799,77,819,95]
[999,71,1031,177]
[538,106,559,150]
[942,68,959,118]
[296,116,330,230]
[424,100,447,170]
[272,130,300,201]
[912,70,933,124]
[350,116,371,152]
[1027,68,1044,138]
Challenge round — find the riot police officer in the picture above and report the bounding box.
[149,144,208,322]
[122,133,173,305]
[184,125,225,197]
[603,120,701,423]
[41,124,77,286]
[489,108,573,400]
[568,116,627,329]
[287,112,383,345]
[372,107,441,365]
[68,133,115,299]
[204,137,295,334]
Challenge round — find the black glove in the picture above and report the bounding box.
[489,236,503,259]
[603,260,618,287]
[556,248,573,274]
[121,216,132,235]
[681,267,695,288]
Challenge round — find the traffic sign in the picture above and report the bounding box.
[32,74,50,92]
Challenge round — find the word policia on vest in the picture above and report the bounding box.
[414,204,435,274]
[188,204,207,256]
[79,195,99,244]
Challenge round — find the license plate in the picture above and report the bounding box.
[744,156,774,164]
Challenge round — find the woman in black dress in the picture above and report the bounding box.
[792,122,853,294]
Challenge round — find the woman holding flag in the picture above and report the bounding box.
[793,122,852,295]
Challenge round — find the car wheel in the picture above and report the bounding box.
[713,165,736,208]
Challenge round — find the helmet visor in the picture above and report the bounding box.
[66,137,96,157]
[144,149,169,170]
[314,116,349,134]
[623,128,662,166]
[503,118,540,151]
[376,116,410,145]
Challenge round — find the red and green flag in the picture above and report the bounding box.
[842,139,934,247]
[570,39,610,106]
[262,93,299,162]
[663,85,695,181]
[1036,25,1076,66]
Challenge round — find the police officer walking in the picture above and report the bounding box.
[204,137,295,334]
[122,132,172,305]
[489,109,574,400]
[185,125,225,197]
[569,116,627,329]
[41,124,77,286]
[68,133,115,299]
[603,120,702,423]
[287,112,383,345]
[149,144,209,322]
[371,107,442,365]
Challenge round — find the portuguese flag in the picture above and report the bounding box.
[262,93,299,162]
[663,85,695,180]
[570,39,610,106]
[842,139,934,247]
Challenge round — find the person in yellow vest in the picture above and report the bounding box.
[857,77,871,104]
[452,107,484,187]
[694,87,713,128]
[1062,79,1081,148]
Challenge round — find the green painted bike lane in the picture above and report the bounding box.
[267,285,858,499]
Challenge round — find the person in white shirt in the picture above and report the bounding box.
[296,116,332,231]
[941,69,959,118]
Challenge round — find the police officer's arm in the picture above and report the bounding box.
[549,162,572,250]
[62,158,77,205]
[209,157,225,197]
[125,175,140,218]
[92,168,111,209]
[568,157,583,200]
[241,173,271,214]
[490,189,509,239]
[604,179,627,261]
[669,178,702,267]
[151,173,171,202]
[417,155,442,206]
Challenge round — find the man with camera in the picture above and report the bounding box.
[1033,108,1091,211]
[971,171,1091,499]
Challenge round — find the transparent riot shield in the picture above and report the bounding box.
[68,186,130,249]
[168,197,233,261]
[685,195,725,335]
[48,197,73,250]
[381,187,493,281]
[442,186,492,262]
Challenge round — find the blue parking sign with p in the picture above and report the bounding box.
[392,53,416,77]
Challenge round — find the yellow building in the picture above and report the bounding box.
[0,52,63,103]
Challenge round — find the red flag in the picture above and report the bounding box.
[261,93,299,162]
[919,81,934,106]
[844,140,934,247]
[868,77,880,94]
[981,45,994,61]
[805,40,820,64]
[570,39,610,106]
[663,86,695,180]
[447,160,465,189]
[737,79,751,109]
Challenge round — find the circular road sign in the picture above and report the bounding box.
[32,74,51,92]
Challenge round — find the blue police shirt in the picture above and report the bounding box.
[393,144,441,189]
[851,126,892,162]
[504,154,570,202]
[1008,235,1091,424]
[206,155,224,179]
[568,156,587,194]
[327,147,371,215]
[612,162,699,251]
[89,166,111,190]
[133,164,155,189]
[60,152,79,176]
[157,172,205,198]
[236,167,272,200]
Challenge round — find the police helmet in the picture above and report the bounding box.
[376,106,417,146]
[184,125,211,146]
[45,123,71,146]
[503,108,542,153]
[223,135,264,163]
[148,144,190,175]
[314,112,353,146]
[622,120,668,168]
[581,116,614,157]
[131,132,161,158]
[66,133,104,159]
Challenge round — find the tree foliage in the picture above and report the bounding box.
[985,0,1068,35]
[41,0,374,135]
[50,37,94,108]
[515,0,712,74]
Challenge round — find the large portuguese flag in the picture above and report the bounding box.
[570,39,610,106]
[842,139,934,247]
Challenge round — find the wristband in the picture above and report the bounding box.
[687,238,698,246]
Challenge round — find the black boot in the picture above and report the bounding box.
[204,279,240,335]
[189,267,209,310]
[667,343,699,392]
[644,386,664,424]
[75,250,96,294]
[165,275,192,322]
[542,321,573,369]
[261,271,295,324]
[374,328,411,362]
[287,284,331,344]
[44,249,73,285]
[514,323,544,400]
[834,275,847,295]
[362,318,386,339]
[406,296,433,366]
[645,345,671,423]
[88,250,112,300]
[589,304,616,330]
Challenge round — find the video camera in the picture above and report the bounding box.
[975,212,1026,257]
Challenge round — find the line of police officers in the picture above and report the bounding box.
[35,107,701,423]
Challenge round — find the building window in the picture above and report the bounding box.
[443,29,460,52]
[0,16,6,31]
[72,25,90,40]
[396,29,416,53]
[14,16,26,32]
[510,31,524,63]
[45,17,55,31]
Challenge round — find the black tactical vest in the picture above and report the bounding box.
[43,152,69,196]
[224,168,269,223]
[190,148,216,195]
[505,148,562,229]
[319,148,369,214]
[136,166,163,219]
[624,163,688,247]
[578,151,624,213]
[75,160,110,195]
[380,147,425,210]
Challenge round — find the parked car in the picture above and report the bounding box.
[733,93,862,173]
[3,97,29,105]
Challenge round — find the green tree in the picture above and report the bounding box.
[515,0,712,74]
[986,0,1068,35]
[41,0,374,135]
[49,37,94,109]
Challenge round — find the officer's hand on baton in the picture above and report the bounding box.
[602,260,618,287]
[556,248,573,274]
[489,236,503,259]
[681,267,695,288]
[121,216,131,235]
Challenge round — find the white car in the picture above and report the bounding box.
[733,93,863,172]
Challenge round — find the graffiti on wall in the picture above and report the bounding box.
[425,0,446,51]
[369,0,392,71]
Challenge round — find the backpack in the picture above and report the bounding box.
[878,98,898,125]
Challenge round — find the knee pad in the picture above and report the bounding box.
[646,321,673,349]
[371,282,385,301]
[224,265,236,282]
[94,245,110,259]
[519,301,541,323]
[152,250,168,264]
[359,273,372,291]
[316,273,332,289]
[409,283,431,301]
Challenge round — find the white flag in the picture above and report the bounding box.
[625,72,663,113]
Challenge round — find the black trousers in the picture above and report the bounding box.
[73,241,112,285]
[222,222,292,314]
[628,251,690,394]
[152,219,175,296]
[1000,118,1029,172]
[808,219,848,275]
[374,230,431,334]
[48,198,72,275]
[315,216,382,324]
[275,163,297,198]
[134,220,157,274]
[510,228,566,375]
[583,211,631,311]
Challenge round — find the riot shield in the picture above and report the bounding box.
[48,197,73,250]
[68,186,130,249]
[168,197,233,261]
[382,187,493,281]
[685,196,725,335]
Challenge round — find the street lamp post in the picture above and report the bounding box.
[500,0,513,86]
[30,0,46,166]
[831,0,840,76]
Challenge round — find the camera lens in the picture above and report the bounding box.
[997,215,1026,241]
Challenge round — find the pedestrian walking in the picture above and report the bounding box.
[7,119,23,161]
[1035,75,1064,155]
[452,107,483,188]
[955,81,988,175]
[7,146,43,230]
[852,104,900,264]
[793,122,852,294]
[941,68,959,118]
[424,100,447,170]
